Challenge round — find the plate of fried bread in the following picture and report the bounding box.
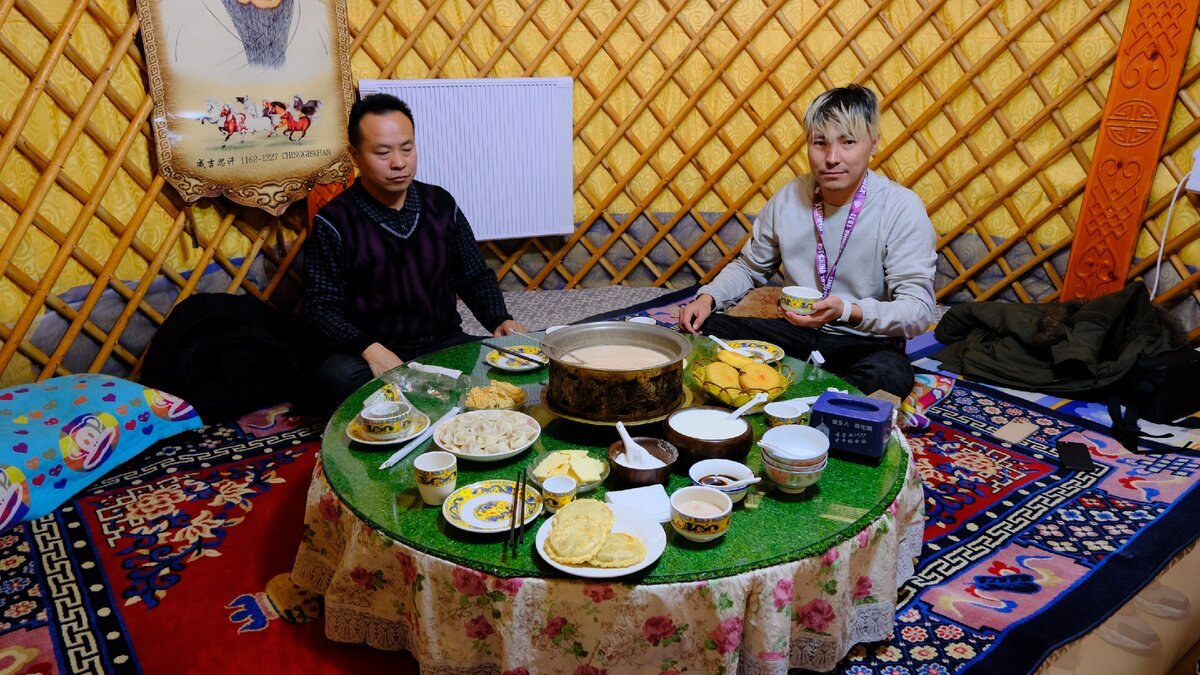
[535,499,666,578]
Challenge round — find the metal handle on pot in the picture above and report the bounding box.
[515,330,586,364]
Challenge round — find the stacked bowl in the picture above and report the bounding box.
[758,425,829,494]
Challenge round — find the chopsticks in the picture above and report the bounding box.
[511,330,586,364]
[483,341,547,366]
[506,471,528,556]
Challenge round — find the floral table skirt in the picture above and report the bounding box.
[292,448,924,674]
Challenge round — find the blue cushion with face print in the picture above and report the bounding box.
[0,374,203,532]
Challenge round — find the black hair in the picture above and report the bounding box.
[348,93,414,147]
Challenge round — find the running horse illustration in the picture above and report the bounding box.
[217,105,247,147]
[277,110,312,143]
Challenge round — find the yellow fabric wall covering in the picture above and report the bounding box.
[2,0,1199,386]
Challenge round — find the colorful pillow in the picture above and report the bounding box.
[899,373,956,430]
[0,374,203,533]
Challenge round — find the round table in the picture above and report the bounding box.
[292,334,924,673]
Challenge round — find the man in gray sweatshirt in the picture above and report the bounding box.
[679,85,936,398]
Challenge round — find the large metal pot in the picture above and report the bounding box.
[541,322,691,423]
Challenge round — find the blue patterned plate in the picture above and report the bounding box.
[726,339,785,363]
[485,345,547,372]
[442,479,543,533]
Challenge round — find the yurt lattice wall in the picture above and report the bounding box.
[2,0,1200,386]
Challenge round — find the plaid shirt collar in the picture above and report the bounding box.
[350,179,423,240]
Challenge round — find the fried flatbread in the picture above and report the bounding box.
[553,499,614,531]
[545,516,608,564]
[587,532,646,568]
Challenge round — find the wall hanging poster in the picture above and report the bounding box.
[136,0,355,215]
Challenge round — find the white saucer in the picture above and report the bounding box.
[346,410,430,445]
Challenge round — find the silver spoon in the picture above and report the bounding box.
[708,335,756,359]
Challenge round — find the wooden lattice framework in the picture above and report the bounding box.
[2,0,1200,386]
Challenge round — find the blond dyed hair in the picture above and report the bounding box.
[803,85,880,143]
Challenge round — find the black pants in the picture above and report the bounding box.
[702,314,915,399]
[314,329,478,410]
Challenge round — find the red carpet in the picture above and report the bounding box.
[0,406,415,674]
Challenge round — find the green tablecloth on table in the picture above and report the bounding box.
[319,334,908,584]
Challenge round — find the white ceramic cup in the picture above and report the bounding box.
[780,286,822,315]
[413,451,457,505]
[541,475,578,513]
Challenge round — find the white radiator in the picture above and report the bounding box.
[358,77,574,241]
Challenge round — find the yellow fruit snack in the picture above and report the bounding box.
[738,362,781,391]
[716,349,758,370]
[704,361,741,391]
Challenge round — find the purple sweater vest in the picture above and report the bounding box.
[319,182,462,345]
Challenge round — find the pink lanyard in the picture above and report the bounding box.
[811,178,868,298]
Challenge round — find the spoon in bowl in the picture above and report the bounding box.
[708,335,756,359]
[615,421,663,468]
[728,392,768,419]
[701,475,762,490]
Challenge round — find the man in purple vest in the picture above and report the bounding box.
[303,93,525,405]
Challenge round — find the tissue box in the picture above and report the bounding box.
[810,391,894,461]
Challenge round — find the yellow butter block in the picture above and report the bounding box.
[533,454,571,481]
[569,455,604,483]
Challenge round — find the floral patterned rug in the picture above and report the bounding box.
[0,381,1194,673]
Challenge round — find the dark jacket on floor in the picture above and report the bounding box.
[140,293,323,421]
[933,281,1184,397]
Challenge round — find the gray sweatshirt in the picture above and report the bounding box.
[698,169,936,339]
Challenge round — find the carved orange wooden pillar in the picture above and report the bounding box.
[1061,0,1200,300]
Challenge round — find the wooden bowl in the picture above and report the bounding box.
[662,406,754,469]
[607,437,678,486]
